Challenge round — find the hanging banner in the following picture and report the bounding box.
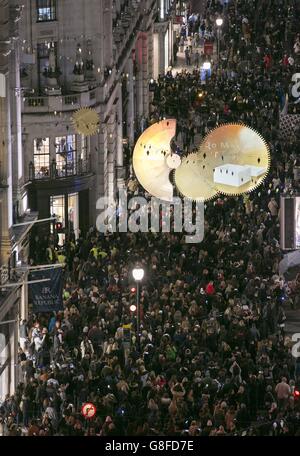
[29,268,63,313]
[204,42,214,55]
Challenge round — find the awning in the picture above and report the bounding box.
[9,211,39,251]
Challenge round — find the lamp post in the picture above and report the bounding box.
[216,18,223,66]
[203,62,211,70]
[132,267,144,348]
[202,61,212,83]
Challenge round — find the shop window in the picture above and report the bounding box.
[80,135,88,161]
[33,138,50,178]
[50,193,79,245]
[55,135,76,177]
[68,193,79,238]
[50,195,65,245]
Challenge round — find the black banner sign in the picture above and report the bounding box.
[29,268,63,313]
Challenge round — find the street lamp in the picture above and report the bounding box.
[132,268,144,282]
[203,62,211,70]
[216,18,223,66]
[202,61,212,82]
[132,267,144,347]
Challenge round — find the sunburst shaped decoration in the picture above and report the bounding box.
[174,152,219,202]
[72,107,100,136]
[198,123,271,198]
[132,119,177,201]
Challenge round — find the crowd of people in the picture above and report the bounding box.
[151,1,300,154]
[1,0,300,437]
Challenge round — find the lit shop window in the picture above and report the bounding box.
[80,135,88,161]
[33,138,50,178]
[50,193,79,244]
[55,135,76,177]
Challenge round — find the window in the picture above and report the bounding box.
[176,1,187,16]
[37,0,57,22]
[50,195,65,226]
[50,193,79,245]
[79,135,88,161]
[68,193,79,238]
[50,195,65,245]
[37,41,57,91]
[33,138,50,178]
[55,135,77,177]
[79,135,89,173]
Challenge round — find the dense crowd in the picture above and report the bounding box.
[1,0,300,437]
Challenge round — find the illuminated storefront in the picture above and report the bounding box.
[50,192,79,244]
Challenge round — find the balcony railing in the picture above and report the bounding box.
[64,94,79,105]
[28,155,92,181]
[23,89,98,113]
[26,96,46,107]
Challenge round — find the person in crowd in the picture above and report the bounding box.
[185,47,191,66]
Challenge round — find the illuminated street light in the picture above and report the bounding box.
[132,267,144,349]
[132,268,144,282]
[203,62,211,70]
[216,18,223,66]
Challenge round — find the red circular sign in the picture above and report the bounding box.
[81,402,97,419]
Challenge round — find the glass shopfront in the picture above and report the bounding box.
[50,192,79,245]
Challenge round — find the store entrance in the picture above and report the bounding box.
[50,193,79,245]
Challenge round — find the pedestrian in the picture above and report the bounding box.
[185,47,191,65]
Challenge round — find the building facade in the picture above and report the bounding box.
[18,0,176,240]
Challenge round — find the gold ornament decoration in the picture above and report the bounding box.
[132,121,270,203]
[132,119,177,201]
[174,152,219,202]
[72,107,100,136]
[198,123,271,197]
